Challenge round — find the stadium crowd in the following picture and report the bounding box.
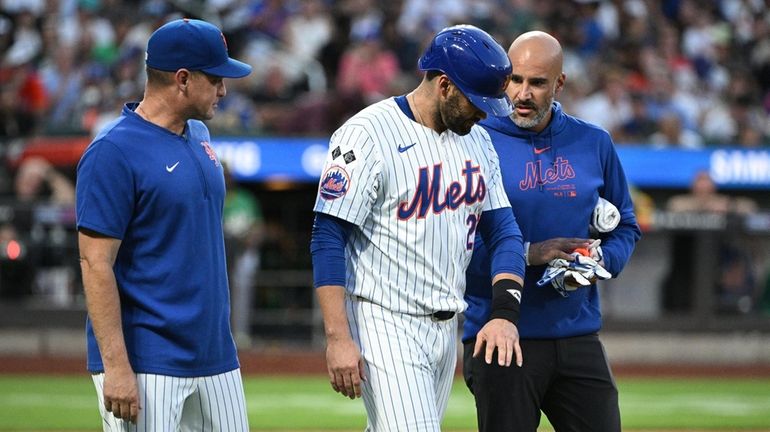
[1,0,769,146]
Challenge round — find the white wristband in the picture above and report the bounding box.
[524,241,531,266]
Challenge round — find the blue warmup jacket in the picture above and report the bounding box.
[77,103,238,376]
[463,102,641,340]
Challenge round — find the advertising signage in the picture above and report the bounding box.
[210,138,770,190]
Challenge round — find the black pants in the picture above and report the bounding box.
[463,334,620,432]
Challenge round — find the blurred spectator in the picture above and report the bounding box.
[379,11,420,73]
[38,45,84,131]
[0,14,48,140]
[224,165,265,348]
[616,92,658,144]
[644,69,701,134]
[344,0,385,42]
[649,111,704,149]
[1,0,44,15]
[283,0,332,68]
[336,29,400,104]
[318,8,352,86]
[489,0,540,45]
[0,0,765,143]
[573,68,631,136]
[679,1,733,89]
[747,10,770,101]
[118,7,164,55]
[397,0,466,39]
[0,62,47,139]
[246,0,290,40]
[699,94,738,145]
[0,14,10,50]
[666,170,758,215]
[664,170,760,315]
[10,157,76,306]
[737,124,766,147]
[727,93,769,147]
[20,158,60,203]
[3,7,42,67]
[248,64,305,134]
[209,89,259,135]
[715,242,758,315]
[573,0,605,59]
[656,21,700,100]
[58,0,117,63]
[761,267,770,316]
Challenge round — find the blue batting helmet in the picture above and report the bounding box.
[419,25,513,117]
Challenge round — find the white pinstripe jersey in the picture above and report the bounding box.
[314,97,511,315]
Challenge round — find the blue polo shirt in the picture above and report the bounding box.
[76,103,238,376]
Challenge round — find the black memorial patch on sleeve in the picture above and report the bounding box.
[343,150,356,164]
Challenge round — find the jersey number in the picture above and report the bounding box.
[466,214,480,250]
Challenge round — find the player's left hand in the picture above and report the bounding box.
[472,318,522,367]
[325,337,366,399]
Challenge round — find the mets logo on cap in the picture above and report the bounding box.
[319,165,350,200]
[220,32,228,50]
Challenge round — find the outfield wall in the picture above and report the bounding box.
[1,328,769,375]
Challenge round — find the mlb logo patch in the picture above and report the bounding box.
[319,165,350,200]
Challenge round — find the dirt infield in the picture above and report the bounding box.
[2,351,770,377]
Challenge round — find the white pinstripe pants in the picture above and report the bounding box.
[347,296,458,432]
[91,368,249,432]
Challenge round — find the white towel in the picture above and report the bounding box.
[592,197,620,233]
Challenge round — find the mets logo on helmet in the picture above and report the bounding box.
[319,165,350,200]
[200,141,219,166]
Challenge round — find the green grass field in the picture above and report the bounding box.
[0,375,768,431]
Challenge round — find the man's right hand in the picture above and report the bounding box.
[326,337,366,399]
[528,238,593,265]
[103,366,139,423]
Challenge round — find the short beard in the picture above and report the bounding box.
[511,95,553,129]
[441,91,476,136]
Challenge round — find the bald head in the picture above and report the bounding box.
[508,31,563,72]
[505,31,565,132]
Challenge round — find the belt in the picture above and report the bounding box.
[351,295,455,322]
[430,311,456,322]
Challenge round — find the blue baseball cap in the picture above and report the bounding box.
[146,18,252,78]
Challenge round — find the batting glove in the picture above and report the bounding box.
[587,239,603,263]
[536,253,612,298]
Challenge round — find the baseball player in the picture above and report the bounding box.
[310,25,526,432]
[462,31,642,431]
[76,19,251,430]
